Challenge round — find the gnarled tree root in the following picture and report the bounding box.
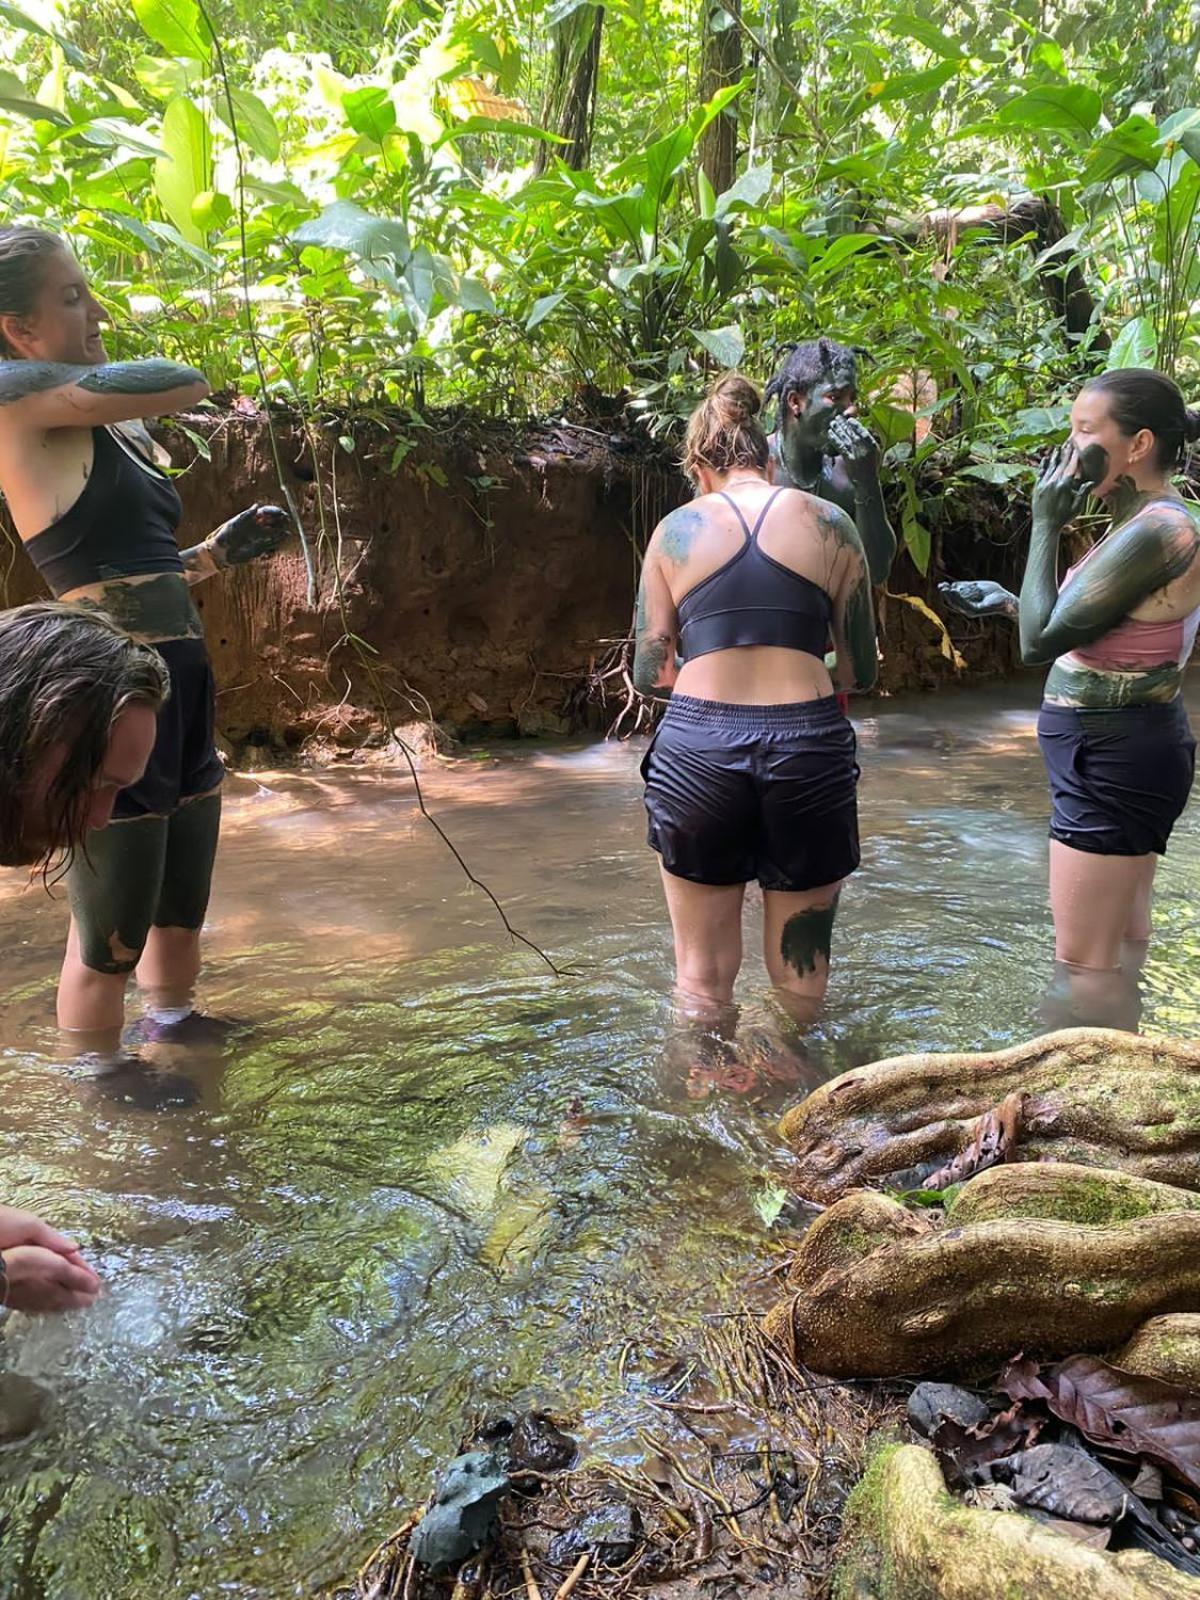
[764,1177,1200,1377]
[946,1163,1200,1228]
[835,1443,1200,1600]
[779,1028,1200,1205]
[1115,1316,1200,1393]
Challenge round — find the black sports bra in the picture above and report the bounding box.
[676,489,833,662]
[22,425,184,597]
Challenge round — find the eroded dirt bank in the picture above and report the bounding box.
[0,407,1022,754]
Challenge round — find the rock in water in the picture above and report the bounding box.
[409,1450,510,1571]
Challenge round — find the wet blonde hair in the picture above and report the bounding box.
[682,372,769,484]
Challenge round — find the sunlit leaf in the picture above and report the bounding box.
[153,96,211,245]
[134,56,204,102]
[0,1,84,65]
[343,86,396,142]
[869,61,959,103]
[1085,116,1160,184]
[291,201,410,273]
[214,88,280,162]
[131,0,212,67]
[692,323,744,367]
[1107,314,1157,369]
[714,160,772,218]
[884,16,964,59]
[0,70,69,126]
[526,290,566,329]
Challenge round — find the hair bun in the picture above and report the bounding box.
[1185,406,1200,445]
[710,372,761,427]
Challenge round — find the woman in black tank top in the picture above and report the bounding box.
[633,374,878,1067]
[0,226,290,1068]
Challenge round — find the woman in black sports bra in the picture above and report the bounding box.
[0,226,289,1063]
[634,373,878,1025]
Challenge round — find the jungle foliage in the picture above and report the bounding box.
[1,0,1199,568]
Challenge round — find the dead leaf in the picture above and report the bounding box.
[923,1091,1028,1191]
[932,1402,1043,1491]
[1001,1356,1200,1494]
[1130,1462,1165,1501]
[990,1443,1129,1524]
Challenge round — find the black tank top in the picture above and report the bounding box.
[22,425,184,597]
[676,489,833,662]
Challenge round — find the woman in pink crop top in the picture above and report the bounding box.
[944,368,1200,990]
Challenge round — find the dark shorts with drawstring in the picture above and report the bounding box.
[641,694,860,892]
[1037,699,1196,857]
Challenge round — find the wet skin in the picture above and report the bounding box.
[632,492,876,697]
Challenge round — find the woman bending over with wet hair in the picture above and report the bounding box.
[0,226,291,1061]
[942,368,1200,989]
[635,373,877,1025]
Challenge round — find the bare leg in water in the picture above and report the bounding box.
[1039,842,1156,1033]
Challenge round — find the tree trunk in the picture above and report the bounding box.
[697,0,741,197]
[533,5,604,176]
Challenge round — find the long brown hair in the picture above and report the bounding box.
[682,372,769,484]
[0,603,168,871]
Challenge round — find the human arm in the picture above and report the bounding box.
[0,1205,101,1314]
[821,502,878,692]
[0,358,210,430]
[1017,446,1198,666]
[632,536,680,700]
[938,580,1020,621]
[180,503,291,584]
[828,413,897,584]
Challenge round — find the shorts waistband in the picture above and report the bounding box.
[662,693,846,730]
[1038,699,1190,733]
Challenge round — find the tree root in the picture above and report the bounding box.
[834,1443,1200,1599]
[1114,1316,1200,1393]
[779,1029,1200,1205]
[765,1175,1200,1377]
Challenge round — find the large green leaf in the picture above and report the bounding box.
[0,70,69,126]
[75,117,165,158]
[291,201,410,292]
[714,160,772,218]
[1107,315,1157,370]
[153,95,211,245]
[995,83,1101,136]
[693,324,744,367]
[132,0,212,66]
[526,290,566,329]
[870,61,959,103]
[214,87,280,161]
[343,86,396,142]
[0,1,84,66]
[134,55,204,102]
[1085,116,1160,184]
[810,231,883,277]
[883,16,964,59]
[1161,107,1200,168]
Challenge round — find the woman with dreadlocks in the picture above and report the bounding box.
[0,226,290,1064]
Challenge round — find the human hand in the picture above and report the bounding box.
[208,504,291,568]
[827,414,880,482]
[0,1204,83,1255]
[2,1245,101,1313]
[1031,442,1097,532]
[938,580,1018,620]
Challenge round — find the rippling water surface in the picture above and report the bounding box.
[0,683,1197,1597]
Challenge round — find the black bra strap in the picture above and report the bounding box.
[717,490,753,544]
[749,486,786,543]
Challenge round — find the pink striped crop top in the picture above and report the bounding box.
[1061,507,1200,674]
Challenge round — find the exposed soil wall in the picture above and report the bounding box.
[0,407,1022,755]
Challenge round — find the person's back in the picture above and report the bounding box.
[634,373,878,1035]
[663,481,856,706]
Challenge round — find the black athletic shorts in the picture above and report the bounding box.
[1037,699,1196,857]
[113,635,224,819]
[641,693,860,892]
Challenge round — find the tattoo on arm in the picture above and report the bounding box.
[632,541,680,698]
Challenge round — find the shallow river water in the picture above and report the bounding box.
[0,682,1197,1598]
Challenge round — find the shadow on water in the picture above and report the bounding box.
[0,681,1197,1595]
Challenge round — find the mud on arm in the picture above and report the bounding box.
[632,531,682,700]
[823,503,877,692]
[0,358,210,429]
[1020,500,1199,668]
